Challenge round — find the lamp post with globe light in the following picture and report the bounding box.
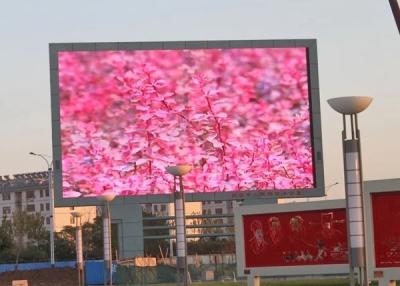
[327,96,372,286]
[99,192,116,286]
[166,165,192,286]
[29,152,55,267]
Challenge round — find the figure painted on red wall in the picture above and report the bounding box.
[316,212,347,261]
[268,216,284,246]
[249,219,267,255]
[284,215,315,263]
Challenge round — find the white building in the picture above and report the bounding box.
[0,171,96,232]
[201,200,241,225]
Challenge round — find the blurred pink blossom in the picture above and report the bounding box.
[58,48,314,197]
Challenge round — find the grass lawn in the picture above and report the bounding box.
[149,278,381,286]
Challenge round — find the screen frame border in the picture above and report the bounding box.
[49,39,324,207]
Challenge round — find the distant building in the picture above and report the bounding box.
[201,200,241,225]
[141,202,202,217]
[141,201,202,241]
[0,171,96,232]
[142,203,171,217]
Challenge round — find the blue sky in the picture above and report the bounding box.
[0,0,399,199]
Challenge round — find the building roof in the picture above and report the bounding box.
[0,171,48,192]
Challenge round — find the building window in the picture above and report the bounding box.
[215,200,222,204]
[202,209,207,215]
[46,217,50,225]
[144,203,152,213]
[161,204,167,212]
[45,189,49,197]
[215,208,223,215]
[215,218,224,224]
[3,207,11,215]
[27,204,35,212]
[26,191,35,199]
[46,203,50,211]
[153,205,158,212]
[2,192,11,201]
[40,190,43,197]
[40,204,44,211]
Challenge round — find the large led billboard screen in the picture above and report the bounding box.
[49,40,324,204]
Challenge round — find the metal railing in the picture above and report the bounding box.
[142,213,235,240]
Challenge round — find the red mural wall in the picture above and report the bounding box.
[242,208,348,267]
[372,191,400,268]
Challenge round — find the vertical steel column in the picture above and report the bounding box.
[103,204,112,286]
[328,96,372,286]
[174,175,188,286]
[76,216,84,286]
[48,167,55,266]
[342,114,368,286]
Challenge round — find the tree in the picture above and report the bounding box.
[143,211,170,257]
[12,210,28,267]
[55,226,76,261]
[0,215,14,263]
[82,216,103,259]
[11,210,49,267]
[187,238,235,255]
[53,216,119,261]
[25,212,49,250]
[187,212,235,254]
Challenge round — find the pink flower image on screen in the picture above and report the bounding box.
[58,48,314,198]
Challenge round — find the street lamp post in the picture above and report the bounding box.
[328,96,372,286]
[166,165,192,286]
[72,211,84,286]
[323,182,339,200]
[29,152,55,267]
[100,192,116,286]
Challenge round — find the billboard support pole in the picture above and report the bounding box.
[100,193,116,286]
[72,212,84,286]
[166,165,192,286]
[175,176,188,286]
[328,96,373,286]
[103,204,111,286]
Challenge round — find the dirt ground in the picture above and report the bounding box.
[0,267,78,286]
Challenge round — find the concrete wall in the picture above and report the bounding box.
[110,201,144,258]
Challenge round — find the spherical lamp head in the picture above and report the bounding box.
[71,211,81,218]
[327,96,372,115]
[165,164,193,176]
[99,192,116,202]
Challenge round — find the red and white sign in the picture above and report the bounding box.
[235,200,349,277]
[371,191,400,268]
[243,208,348,267]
